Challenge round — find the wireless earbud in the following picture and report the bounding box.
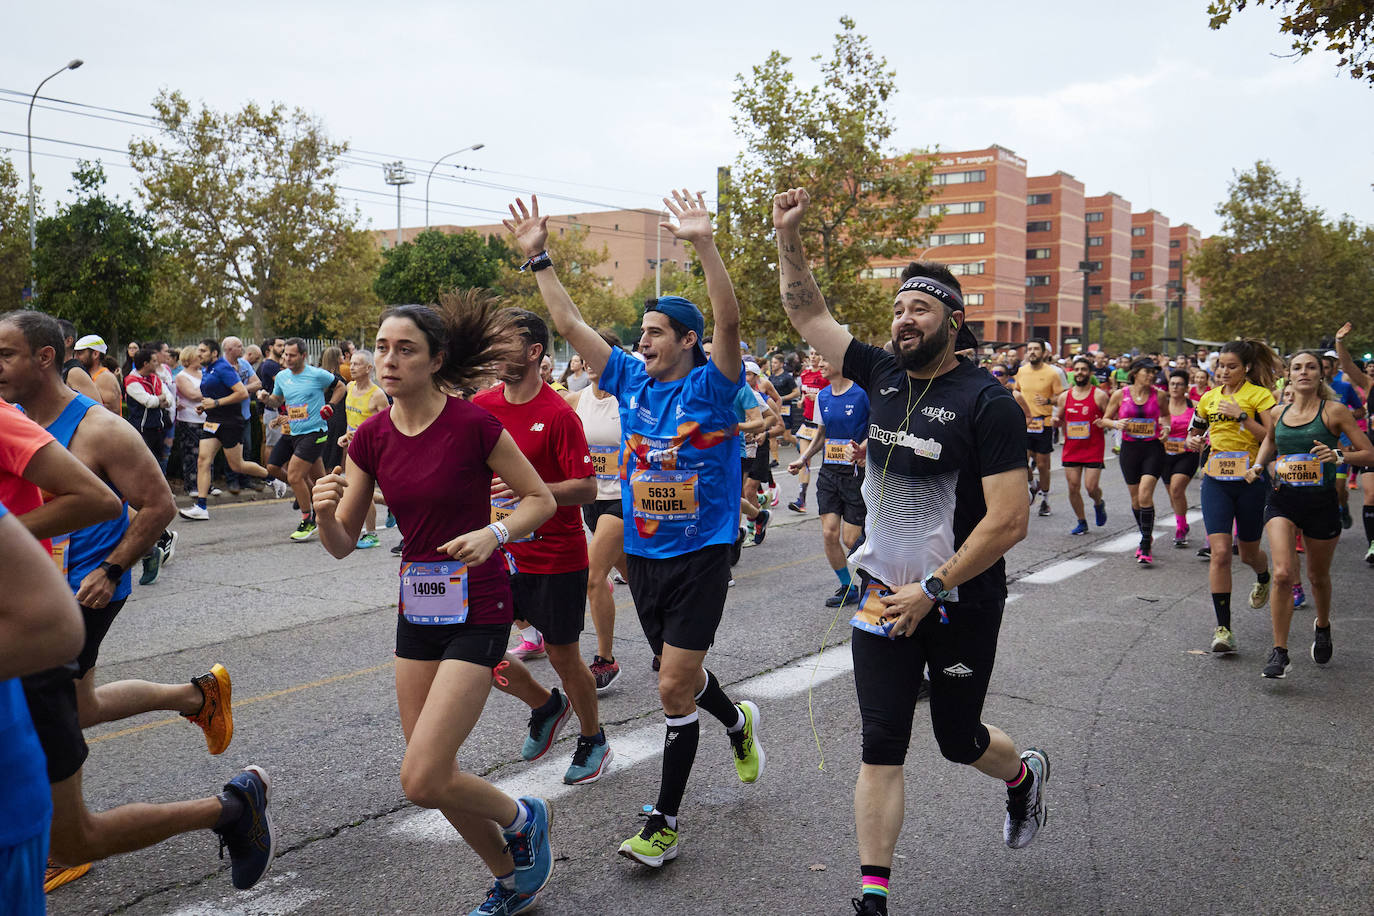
[950,317,959,330]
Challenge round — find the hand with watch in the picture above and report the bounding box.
[877,573,950,638]
[75,560,124,609]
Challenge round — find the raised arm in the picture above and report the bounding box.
[504,195,612,374]
[1335,322,1372,390]
[773,188,853,370]
[661,189,740,382]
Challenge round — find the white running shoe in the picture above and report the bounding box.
[179,505,210,521]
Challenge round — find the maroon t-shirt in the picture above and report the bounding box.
[348,396,512,625]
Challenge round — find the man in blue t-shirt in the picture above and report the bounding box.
[1323,351,1367,530]
[504,190,765,869]
[789,353,870,608]
[221,337,263,493]
[257,337,340,541]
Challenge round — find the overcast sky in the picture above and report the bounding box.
[5,0,1372,241]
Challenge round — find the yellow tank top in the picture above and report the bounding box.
[345,380,381,431]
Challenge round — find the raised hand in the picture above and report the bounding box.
[773,187,809,232]
[1336,321,1352,341]
[661,189,713,245]
[503,196,550,258]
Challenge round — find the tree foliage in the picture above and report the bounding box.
[32,161,158,352]
[1190,161,1374,349]
[714,16,940,343]
[493,225,633,331]
[0,154,35,308]
[1097,302,1167,355]
[374,229,508,305]
[129,90,380,340]
[1208,0,1374,84]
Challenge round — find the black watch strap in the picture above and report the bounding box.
[520,251,553,273]
[99,560,124,581]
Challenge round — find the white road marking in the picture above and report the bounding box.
[1092,509,1203,554]
[1020,557,1103,584]
[165,872,324,916]
[1005,593,1022,605]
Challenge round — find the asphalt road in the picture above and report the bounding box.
[45,452,1374,916]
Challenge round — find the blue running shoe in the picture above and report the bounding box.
[1069,520,1088,536]
[564,731,614,784]
[385,509,397,529]
[1093,500,1107,527]
[469,880,536,915]
[214,765,276,890]
[503,797,553,900]
[521,689,571,761]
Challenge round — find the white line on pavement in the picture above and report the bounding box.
[1093,509,1203,554]
[165,873,324,916]
[1019,557,1104,584]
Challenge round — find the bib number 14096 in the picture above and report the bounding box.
[399,561,469,625]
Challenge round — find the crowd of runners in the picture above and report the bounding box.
[2,185,1372,916]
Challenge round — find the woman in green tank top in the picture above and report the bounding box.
[1244,351,1374,679]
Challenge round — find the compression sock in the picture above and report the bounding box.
[1139,507,1155,549]
[1131,506,1142,530]
[835,567,853,589]
[695,669,744,731]
[656,712,699,820]
[860,866,891,914]
[1212,592,1232,629]
[1364,505,1374,542]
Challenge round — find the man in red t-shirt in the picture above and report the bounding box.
[473,310,611,785]
[789,348,830,513]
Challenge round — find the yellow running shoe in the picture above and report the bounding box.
[186,664,233,755]
[728,700,765,783]
[44,860,91,893]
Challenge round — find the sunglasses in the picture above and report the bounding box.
[990,371,1006,377]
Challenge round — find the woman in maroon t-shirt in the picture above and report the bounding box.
[311,292,559,911]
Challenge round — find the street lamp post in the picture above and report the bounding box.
[26,58,83,305]
[424,143,484,230]
[383,162,414,248]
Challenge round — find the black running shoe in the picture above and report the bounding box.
[1312,623,1333,665]
[824,584,860,608]
[1261,646,1291,679]
[852,898,886,915]
[753,509,771,545]
[391,539,405,556]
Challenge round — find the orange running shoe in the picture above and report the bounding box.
[185,663,233,755]
[45,860,91,893]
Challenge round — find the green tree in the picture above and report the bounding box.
[1208,0,1374,84]
[1099,301,1167,355]
[714,16,941,343]
[129,89,379,340]
[493,224,634,331]
[374,229,506,305]
[32,161,158,352]
[0,155,36,308]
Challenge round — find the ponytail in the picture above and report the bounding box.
[1220,338,1282,391]
[380,289,524,393]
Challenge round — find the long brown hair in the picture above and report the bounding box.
[380,289,525,392]
[1220,338,1283,391]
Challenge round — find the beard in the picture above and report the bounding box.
[892,322,951,373]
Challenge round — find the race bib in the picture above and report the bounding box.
[1206,450,1250,480]
[1276,453,1321,487]
[1165,437,1186,455]
[589,445,620,481]
[1066,421,1090,440]
[631,470,699,522]
[398,561,468,625]
[50,532,69,577]
[850,582,896,637]
[781,403,792,417]
[797,424,816,443]
[490,498,534,542]
[1123,418,1157,439]
[202,421,221,434]
[823,439,854,465]
[1026,417,1044,434]
[287,404,310,421]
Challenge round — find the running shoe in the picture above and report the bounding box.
[753,509,771,545]
[391,539,405,556]
[1196,546,1211,561]
[787,500,807,514]
[469,880,535,915]
[564,732,613,784]
[502,797,553,899]
[385,509,398,529]
[270,479,291,499]
[1340,506,1352,530]
[1366,540,1374,565]
[612,571,628,585]
[289,518,317,542]
[1137,548,1153,567]
[1037,499,1051,517]
[1094,500,1107,527]
[590,655,621,692]
[356,532,380,550]
[1249,578,1270,609]
[209,487,224,497]
[618,807,678,867]
[185,664,233,755]
[1261,646,1291,679]
[1174,522,1189,548]
[1312,622,1333,665]
[179,505,210,521]
[44,860,91,893]
[1210,626,1237,654]
[729,701,765,783]
[852,897,885,915]
[825,584,860,607]
[159,529,178,567]
[510,636,547,660]
[1292,585,1306,609]
[651,655,661,672]
[522,689,571,761]
[139,547,162,585]
[767,485,780,507]
[214,765,276,890]
[1028,480,1040,504]
[1069,520,1088,536]
[1003,747,1050,849]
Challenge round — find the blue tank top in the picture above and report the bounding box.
[46,394,132,600]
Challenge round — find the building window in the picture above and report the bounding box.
[1026,248,1052,260]
[964,293,984,305]
[1131,226,1148,237]
[861,266,902,279]
[933,169,986,186]
[1026,275,1052,287]
[1087,236,1104,247]
[948,261,986,276]
[1132,248,1146,259]
[1130,271,1146,281]
[614,224,619,231]
[1088,285,1103,296]
[1085,212,1104,223]
[1169,239,1181,248]
[1026,301,1050,314]
[1026,220,1052,233]
[1027,192,1052,206]
[929,231,984,246]
[1168,258,1181,268]
[1085,260,1103,271]
[923,200,986,216]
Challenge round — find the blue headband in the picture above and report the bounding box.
[897,276,964,309]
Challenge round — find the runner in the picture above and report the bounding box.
[567,329,630,691]
[1162,369,1201,548]
[1333,323,1374,562]
[774,188,1047,916]
[0,309,274,894]
[1322,346,1367,532]
[73,335,121,415]
[789,352,869,606]
[504,190,765,867]
[1185,339,1282,654]
[257,338,339,540]
[311,294,557,915]
[733,359,772,550]
[789,349,830,513]
[55,320,101,404]
[338,349,390,549]
[472,309,612,786]
[1245,350,1374,677]
[1100,359,1171,565]
[1054,356,1108,535]
[257,337,286,465]
[768,352,800,461]
[1014,339,1062,517]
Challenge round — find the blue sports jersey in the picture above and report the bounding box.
[272,365,336,437]
[598,347,744,559]
[817,381,870,444]
[733,385,760,457]
[200,357,243,424]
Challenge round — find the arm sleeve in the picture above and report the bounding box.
[975,387,1031,477]
[841,338,886,391]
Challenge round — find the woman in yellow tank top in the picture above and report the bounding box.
[339,350,390,548]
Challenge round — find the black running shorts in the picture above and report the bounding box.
[510,568,590,646]
[1119,439,1166,486]
[582,498,623,534]
[21,664,86,783]
[816,465,866,526]
[394,619,509,667]
[269,431,327,467]
[1025,428,1053,455]
[1264,485,1341,541]
[200,418,245,449]
[626,544,732,654]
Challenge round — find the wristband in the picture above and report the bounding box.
[486,522,509,546]
[520,251,553,273]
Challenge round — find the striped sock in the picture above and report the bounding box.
[860,865,890,913]
[1006,760,1030,790]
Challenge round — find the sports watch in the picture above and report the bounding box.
[520,251,553,273]
[99,561,125,581]
[920,574,949,602]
